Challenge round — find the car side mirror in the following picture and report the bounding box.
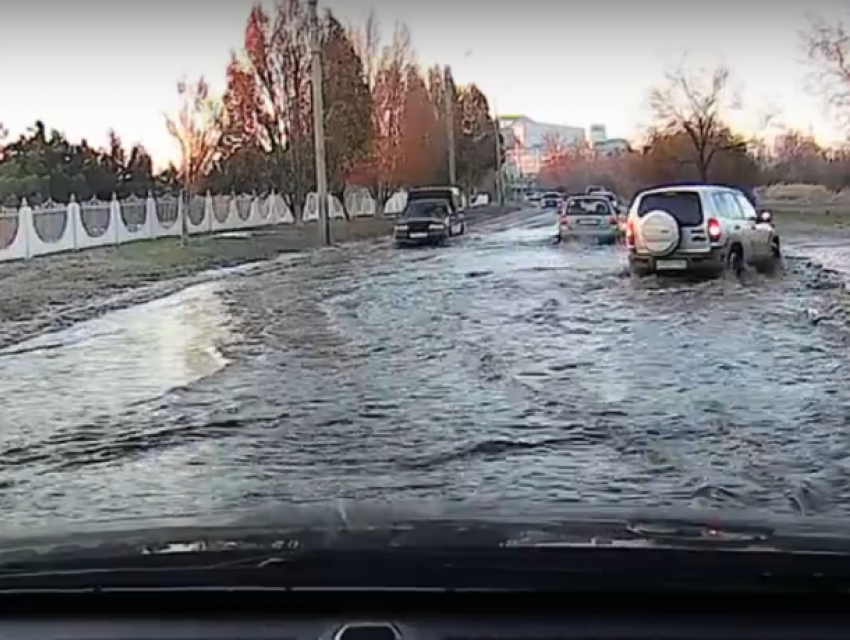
[758,210,772,223]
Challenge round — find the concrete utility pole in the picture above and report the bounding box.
[444,66,457,185]
[493,109,504,205]
[308,0,330,246]
[181,165,192,247]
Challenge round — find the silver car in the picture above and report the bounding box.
[625,185,781,277]
[557,196,622,245]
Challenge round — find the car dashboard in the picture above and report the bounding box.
[1,616,849,640]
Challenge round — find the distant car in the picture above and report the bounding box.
[394,186,466,247]
[557,196,622,245]
[625,184,781,277]
[540,192,562,209]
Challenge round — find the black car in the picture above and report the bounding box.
[394,187,467,247]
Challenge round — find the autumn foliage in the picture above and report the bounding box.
[171,1,502,218]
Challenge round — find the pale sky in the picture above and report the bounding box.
[0,0,848,168]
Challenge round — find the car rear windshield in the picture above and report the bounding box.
[637,191,703,226]
[565,198,612,215]
[409,189,453,201]
[403,201,448,218]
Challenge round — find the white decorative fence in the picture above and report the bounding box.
[0,189,410,263]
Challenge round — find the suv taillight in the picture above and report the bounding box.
[625,219,635,247]
[707,218,722,241]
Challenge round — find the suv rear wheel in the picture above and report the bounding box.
[727,244,744,277]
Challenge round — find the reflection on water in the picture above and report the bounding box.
[0,281,234,435]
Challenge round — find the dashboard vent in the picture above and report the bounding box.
[334,623,402,640]
[446,637,574,640]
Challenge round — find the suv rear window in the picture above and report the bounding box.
[637,191,703,226]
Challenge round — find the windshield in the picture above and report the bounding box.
[2,0,849,571]
[402,200,449,218]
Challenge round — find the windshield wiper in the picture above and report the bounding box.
[2,513,850,592]
[623,520,773,548]
[0,546,850,593]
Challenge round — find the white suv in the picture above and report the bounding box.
[625,184,781,277]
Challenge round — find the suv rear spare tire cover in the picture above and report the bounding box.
[639,209,680,257]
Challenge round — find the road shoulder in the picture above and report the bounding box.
[0,205,520,349]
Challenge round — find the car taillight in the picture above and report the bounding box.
[707,218,722,241]
[560,214,569,226]
[625,220,634,247]
[608,216,617,225]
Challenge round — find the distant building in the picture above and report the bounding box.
[500,114,586,148]
[496,116,631,193]
[499,114,586,177]
[589,124,607,145]
[592,138,631,155]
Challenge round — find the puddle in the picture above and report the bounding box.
[0,281,236,434]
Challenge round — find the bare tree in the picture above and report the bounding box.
[0,122,8,162]
[803,15,850,131]
[649,64,741,181]
[347,9,381,90]
[165,76,223,244]
[540,132,566,161]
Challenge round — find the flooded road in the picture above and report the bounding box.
[4,207,850,529]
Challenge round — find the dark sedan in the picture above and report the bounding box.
[394,199,455,246]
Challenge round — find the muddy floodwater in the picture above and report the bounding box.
[3,208,850,529]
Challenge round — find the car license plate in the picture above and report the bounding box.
[410,232,428,239]
[656,259,688,270]
[578,219,599,226]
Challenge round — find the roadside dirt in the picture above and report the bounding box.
[0,206,520,349]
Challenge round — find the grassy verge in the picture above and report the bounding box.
[761,202,850,236]
[0,218,392,335]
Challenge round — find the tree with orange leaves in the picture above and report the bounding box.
[424,64,450,183]
[538,139,596,192]
[204,55,277,195]
[346,9,381,94]
[321,11,373,214]
[540,132,569,165]
[455,83,501,194]
[218,1,313,217]
[397,64,440,186]
[165,76,223,243]
[200,1,509,205]
[348,23,412,209]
